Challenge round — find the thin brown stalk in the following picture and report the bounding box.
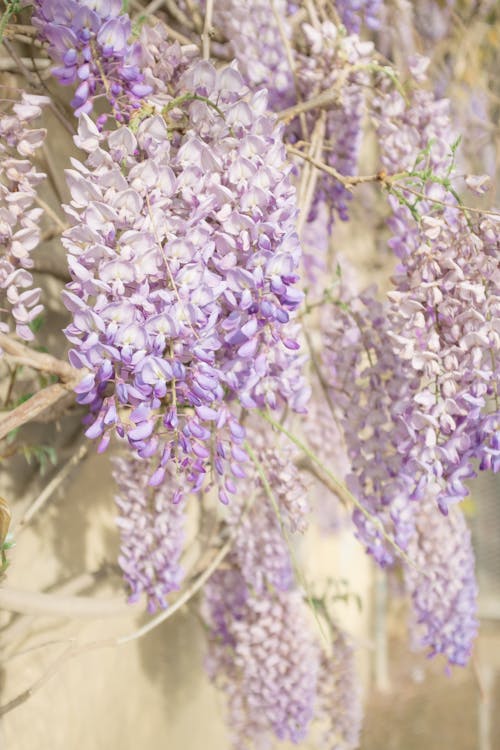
[15,441,89,535]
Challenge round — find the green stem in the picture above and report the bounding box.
[245,441,328,643]
[258,409,421,571]
[163,92,225,120]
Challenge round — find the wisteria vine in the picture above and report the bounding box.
[0,1,499,747]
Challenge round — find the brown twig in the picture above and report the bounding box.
[278,87,342,123]
[0,383,77,441]
[0,587,131,618]
[0,335,76,381]
[201,0,214,60]
[287,144,387,187]
[164,0,195,30]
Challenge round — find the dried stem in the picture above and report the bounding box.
[14,441,90,535]
[0,57,50,72]
[0,534,234,716]
[202,0,214,60]
[0,587,131,618]
[164,0,195,30]
[0,335,77,382]
[270,0,309,141]
[34,196,68,232]
[0,383,76,440]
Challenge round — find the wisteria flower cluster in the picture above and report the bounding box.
[296,21,374,224]
[213,0,296,112]
[203,440,319,746]
[335,0,382,33]
[205,573,320,747]
[62,54,307,506]
[321,292,418,566]
[375,76,500,513]
[405,497,478,666]
[31,0,151,118]
[314,626,363,750]
[2,2,500,747]
[0,90,47,344]
[112,454,186,613]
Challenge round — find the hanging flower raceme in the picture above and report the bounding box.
[201,429,321,746]
[335,0,383,33]
[375,73,500,514]
[112,454,185,613]
[62,58,307,505]
[205,570,320,748]
[295,21,374,225]
[31,0,151,119]
[314,625,363,750]
[0,90,48,345]
[405,497,478,667]
[321,291,419,565]
[212,0,296,112]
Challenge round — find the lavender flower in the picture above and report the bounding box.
[31,0,151,119]
[405,498,478,667]
[0,91,48,344]
[113,455,185,612]
[62,53,307,503]
[223,427,309,594]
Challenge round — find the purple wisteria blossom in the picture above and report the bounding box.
[113,454,185,613]
[0,91,48,344]
[405,498,478,666]
[336,0,383,33]
[213,0,296,111]
[202,428,320,747]
[321,292,419,565]
[314,626,363,750]
[375,74,500,514]
[31,0,151,119]
[223,428,309,594]
[204,569,320,747]
[296,22,373,224]
[62,55,307,503]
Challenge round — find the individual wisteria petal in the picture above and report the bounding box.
[63,42,307,511]
[404,498,478,667]
[112,454,185,612]
[31,0,151,120]
[0,90,48,345]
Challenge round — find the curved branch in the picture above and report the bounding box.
[15,441,90,535]
[0,383,77,440]
[0,587,131,618]
[0,335,77,382]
